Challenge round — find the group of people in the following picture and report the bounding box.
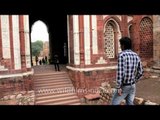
[35,54,60,71]
[35,56,48,65]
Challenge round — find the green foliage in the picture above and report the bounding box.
[31,40,43,56]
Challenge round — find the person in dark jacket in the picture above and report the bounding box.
[53,54,60,71]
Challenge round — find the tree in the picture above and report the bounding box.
[31,40,43,56]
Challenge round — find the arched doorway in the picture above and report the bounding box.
[29,15,69,66]
[31,20,49,66]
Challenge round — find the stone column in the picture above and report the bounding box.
[19,15,27,72]
[68,16,74,65]
[0,16,2,60]
[9,15,15,72]
[153,15,160,69]
[97,15,104,54]
[121,15,128,37]
[79,15,85,67]
[132,15,141,55]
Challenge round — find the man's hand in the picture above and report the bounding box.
[117,88,122,96]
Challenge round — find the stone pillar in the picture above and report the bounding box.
[0,16,2,60]
[79,15,86,88]
[79,15,85,68]
[97,15,104,54]
[68,16,74,65]
[23,15,31,69]
[19,15,27,72]
[121,15,128,37]
[153,15,160,68]
[90,16,93,63]
[132,16,141,54]
[9,16,15,72]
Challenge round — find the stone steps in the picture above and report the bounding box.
[36,95,79,105]
[34,72,67,76]
[34,81,72,87]
[34,71,81,105]
[34,76,69,81]
[35,84,73,90]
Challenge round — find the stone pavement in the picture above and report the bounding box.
[81,76,160,105]
[33,64,67,74]
[136,77,160,104]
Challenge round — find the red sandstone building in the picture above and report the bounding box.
[0,15,33,95]
[67,15,154,95]
[0,15,160,97]
[39,41,49,58]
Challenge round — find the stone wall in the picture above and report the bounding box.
[0,74,34,98]
[67,67,116,98]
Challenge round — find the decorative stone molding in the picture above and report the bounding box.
[95,57,107,64]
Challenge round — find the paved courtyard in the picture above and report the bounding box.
[136,77,160,104]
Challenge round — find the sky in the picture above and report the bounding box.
[31,20,49,42]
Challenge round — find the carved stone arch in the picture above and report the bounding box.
[103,19,121,59]
[31,20,50,34]
[141,15,153,23]
[139,17,153,58]
[103,15,122,32]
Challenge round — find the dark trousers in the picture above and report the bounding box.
[54,63,60,71]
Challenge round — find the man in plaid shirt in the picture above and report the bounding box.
[112,37,143,105]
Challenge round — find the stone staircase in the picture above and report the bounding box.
[34,72,81,105]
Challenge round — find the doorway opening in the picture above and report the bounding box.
[31,20,50,66]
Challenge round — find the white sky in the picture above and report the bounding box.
[31,20,49,42]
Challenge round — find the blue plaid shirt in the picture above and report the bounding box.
[116,49,143,88]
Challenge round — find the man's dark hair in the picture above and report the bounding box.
[119,37,132,50]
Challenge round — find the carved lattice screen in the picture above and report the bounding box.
[104,23,115,58]
[140,18,153,58]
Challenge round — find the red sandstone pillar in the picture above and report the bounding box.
[121,15,128,37]
[132,15,141,54]
[90,16,93,64]
[97,15,104,54]
[9,15,15,72]
[0,16,2,59]
[19,15,27,72]
[79,15,85,67]
[68,16,74,65]
[79,15,86,88]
